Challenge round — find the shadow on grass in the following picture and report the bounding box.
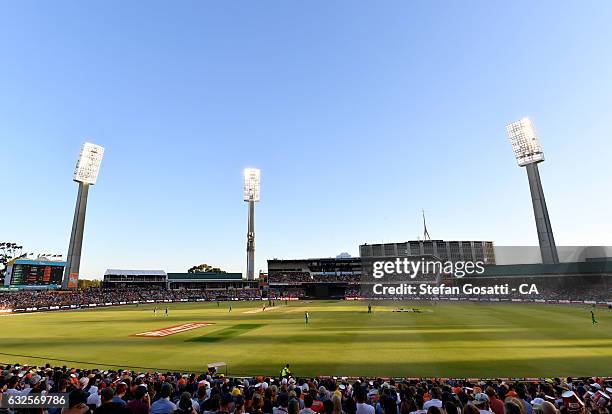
[225,354,612,378]
[187,324,265,343]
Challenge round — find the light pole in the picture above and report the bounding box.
[506,117,559,264]
[63,142,105,289]
[243,168,261,281]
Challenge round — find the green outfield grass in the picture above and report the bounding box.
[1,300,610,377]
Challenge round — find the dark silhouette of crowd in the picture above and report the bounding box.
[268,273,360,285]
[0,288,262,311]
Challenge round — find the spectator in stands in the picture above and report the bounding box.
[463,406,480,414]
[275,393,290,414]
[515,388,533,414]
[485,387,504,414]
[533,401,557,414]
[150,383,176,414]
[218,393,236,414]
[95,387,121,414]
[301,395,318,414]
[64,389,91,414]
[332,394,344,414]
[289,399,302,414]
[355,387,375,414]
[445,402,459,414]
[176,391,198,414]
[504,399,526,414]
[424,388,443,412]
[0,363,609,414]
[5,375,30,397]
[252,393,265,414]
[112,382,128,406]
[126,384,150,414]
[472,393,491,414]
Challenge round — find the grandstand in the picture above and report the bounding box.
[103,269,259,291]
[103,269,168,288]
[267,257,361,299]
[268,253,611,303]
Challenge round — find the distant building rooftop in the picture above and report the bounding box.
[104,269,167,276]
[167,272,243,281]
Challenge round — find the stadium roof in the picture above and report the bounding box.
[167,272,243,281]
[268,257,361,263]
[104,269,167,276]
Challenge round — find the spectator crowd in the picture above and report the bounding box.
[1,363,610,414]
[268,273,360,285]
[0,289,262,311]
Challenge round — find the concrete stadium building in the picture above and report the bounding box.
[103,269,258,290]
[359,240,496,265]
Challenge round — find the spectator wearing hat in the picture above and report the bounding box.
[318,386,330,403]
[472,393,491,414]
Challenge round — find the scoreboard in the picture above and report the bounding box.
[4,260,65,287]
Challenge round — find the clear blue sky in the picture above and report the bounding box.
[1,1,611,279]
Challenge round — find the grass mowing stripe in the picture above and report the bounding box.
[188,324,265,343]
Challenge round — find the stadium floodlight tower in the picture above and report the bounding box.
[63,142,105,289]
[243,168,261,281]
[506,117,559,264]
